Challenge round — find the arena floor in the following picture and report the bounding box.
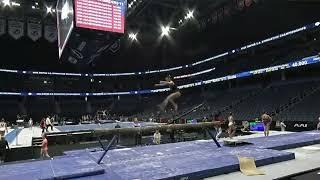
[206,143,320,180]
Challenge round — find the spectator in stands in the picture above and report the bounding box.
[46,116,53,132]
[227,112,236,139]
[153,130,161,145]
[40,133,51,159]
[28,118,33,130]
[261,112,272,137]
[0,134,9,163]
[40,118,46,133]
[280,121,286,132]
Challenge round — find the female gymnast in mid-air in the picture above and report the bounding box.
[155,75,181,112]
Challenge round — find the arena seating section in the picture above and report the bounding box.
[0,38,319,124]
[277,86,320,122]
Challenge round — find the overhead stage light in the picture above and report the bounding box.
[11,1,20,6]
[2,0,11,7]
[185,10,194,19]
[128,32,138,41]
[46,6,53,14]
[161,25,170,37]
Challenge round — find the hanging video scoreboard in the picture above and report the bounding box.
[75,0,126,33]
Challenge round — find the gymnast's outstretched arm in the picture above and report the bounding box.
[155,80,174,87]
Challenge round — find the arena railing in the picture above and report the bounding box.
[0,21,319,77]
[0,54,318,96]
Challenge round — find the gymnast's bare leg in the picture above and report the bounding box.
[160,91,181,112]
[155,75,181,112]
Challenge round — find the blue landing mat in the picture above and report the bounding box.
[75,141,294,180]
[0,154,104,180]
[246,131,320,150]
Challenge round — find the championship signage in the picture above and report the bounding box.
[285,121,317,132]
[8,19,24,40]
[44,25,57,43]
[27,19,42,41]
[110,39,121,53]
[0,17,6,36]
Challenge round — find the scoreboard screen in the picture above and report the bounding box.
[75,0,126,33]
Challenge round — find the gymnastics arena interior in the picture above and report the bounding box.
[0,0,320,179]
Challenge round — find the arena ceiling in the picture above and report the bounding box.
[0,0,319,73]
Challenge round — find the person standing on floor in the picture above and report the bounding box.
[40,118,46,133]
[0,118,8,135]
[29,118,33,130]
[317,117,320,130]
[227,112,236,139]
[153,130,161,145]
[261,112,272,137]
[40,133,51,159]
[115,123,121,143]
[133,118,142,145]
[280,121,286,132]
[0,134,10,163]
[46,116,53,132]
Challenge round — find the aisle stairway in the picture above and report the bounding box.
[275,84,320,121]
